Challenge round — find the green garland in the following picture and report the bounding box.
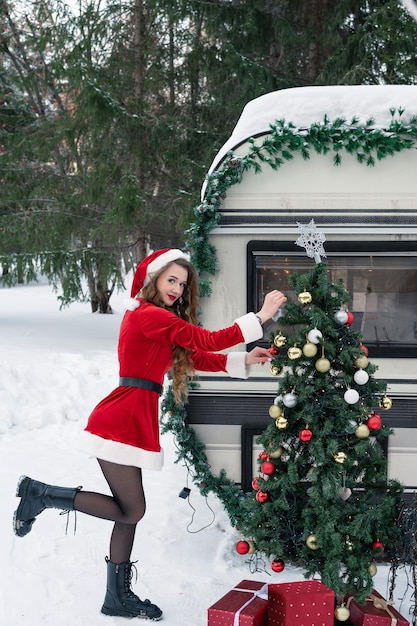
[160,108,417,528]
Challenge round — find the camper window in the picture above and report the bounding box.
[247,241,417,358]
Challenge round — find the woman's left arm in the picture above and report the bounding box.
[191,346,273,379]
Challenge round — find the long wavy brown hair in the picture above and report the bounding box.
[140,257,199,403]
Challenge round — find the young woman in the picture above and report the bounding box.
[13,248,286,621]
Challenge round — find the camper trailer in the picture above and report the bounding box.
[185,85,417,494]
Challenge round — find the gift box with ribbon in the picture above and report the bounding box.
[268,580,334,626]
[346,589,409,626]
[207,579,268,626]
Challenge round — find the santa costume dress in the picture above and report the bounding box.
[78,252,263,470]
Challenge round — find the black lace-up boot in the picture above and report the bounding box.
[13,475,82,537]
[101,557,163,620]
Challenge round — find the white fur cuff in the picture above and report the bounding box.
[234,312,263,344]
[226,352,249,379]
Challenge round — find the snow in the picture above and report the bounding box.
[0,279,415,625]
[204,85,417,185]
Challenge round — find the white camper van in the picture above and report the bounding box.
[186,85,417,494]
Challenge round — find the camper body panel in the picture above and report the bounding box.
[189,86,417,492]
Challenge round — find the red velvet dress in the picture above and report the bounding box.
[77,299,262,470]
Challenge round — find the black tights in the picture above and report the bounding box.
[73,459,146,564]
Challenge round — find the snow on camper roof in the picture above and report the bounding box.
[204,85,417,190]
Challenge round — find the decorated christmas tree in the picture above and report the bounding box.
[236,222,403,621]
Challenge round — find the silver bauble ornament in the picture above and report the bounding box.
[282,392,297,408]
[307,328,322,344]
[344,388,359,404]
[354,368,369,385]
[334,309,349,325]
[340,487,352,501]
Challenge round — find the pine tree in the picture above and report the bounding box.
[237,248,403,611]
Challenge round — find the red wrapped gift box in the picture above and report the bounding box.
[208,579,268,626]
[268,580,334,626]
[347,589,409,625]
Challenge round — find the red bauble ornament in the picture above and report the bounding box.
[371,540,385,553]
[271,559,285,573]
[236,540,250,555]
[259,451,269,461]
[261,461,275,475]
[346,312,355,325]
[251,477,260,490]
[256,490,269,503]
[368,412,382,430]
[268,346,278,355]
[360,344,369,356]
[299,428,313,442]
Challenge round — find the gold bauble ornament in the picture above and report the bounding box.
[306,534,319,550]
[273,333,287,348]
[355,355,369,369]
[380,394,393,410]
[247,539,257,554]
[315,357,331,373]
[269,446,283,459]
[369,562,377,577]
[268,404,283,419]
[276,416,288,430]
[355,423,370,439]
[333,451,347,464]
[298,291,312,305]
[270,364,283,376]
[269,365,284,376]
[334,605,350,622]
[345,536,353,551]
[302,342,318,357]
[287,346,302,360]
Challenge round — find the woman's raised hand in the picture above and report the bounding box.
[256,290,287,324]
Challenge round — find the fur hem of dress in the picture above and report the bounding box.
[77,430,164,470]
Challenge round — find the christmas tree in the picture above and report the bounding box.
[236,222,403,621]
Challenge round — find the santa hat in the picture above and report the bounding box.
[130,248,190,297]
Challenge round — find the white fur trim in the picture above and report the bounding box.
[77,430,164,471]
[124,297,140,311]
[145,249,190,285]
[226,352,249,379]
[234,312,263,344]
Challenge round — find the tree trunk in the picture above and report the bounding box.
[133,0,144,100]
[92,282,113,314]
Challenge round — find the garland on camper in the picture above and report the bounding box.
[160,109,417,528]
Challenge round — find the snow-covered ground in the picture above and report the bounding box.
[0,280,414,625]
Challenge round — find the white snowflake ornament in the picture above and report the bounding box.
[295,219,326,263]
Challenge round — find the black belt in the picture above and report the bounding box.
[119,377,163,395]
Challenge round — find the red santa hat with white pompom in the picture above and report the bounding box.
[130,248,190,297]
